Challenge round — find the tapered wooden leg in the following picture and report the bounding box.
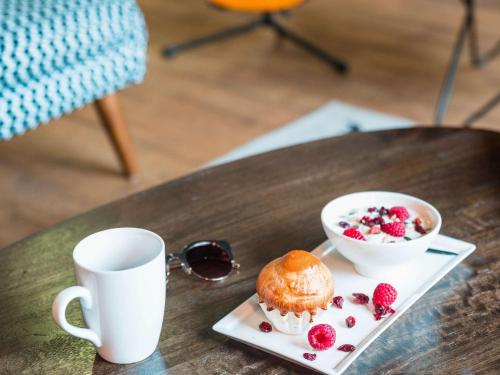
[94,93,139,177]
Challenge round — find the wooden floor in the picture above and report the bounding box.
[0,0,499,248]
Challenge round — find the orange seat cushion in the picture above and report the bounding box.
[209,0,305,13]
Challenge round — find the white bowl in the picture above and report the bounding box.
[321,191,442,278]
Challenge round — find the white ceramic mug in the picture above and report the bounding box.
[52,228,166,364]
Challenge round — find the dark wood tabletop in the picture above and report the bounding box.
[1,128,499,374]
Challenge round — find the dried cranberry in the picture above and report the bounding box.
[303,353,317,361]
[338,221,350,229]
[374,304,390,315]
[368,207,377,213]
[361,216,385,228]
[332,296,344,309]
[415,223,426,235]
[360,216,371,226]
[337,344,356,352]
[259,321,272,332]
[379,207,389,216]
[352,293,369,304]
[374,305,395,320]
[345,316,356,328]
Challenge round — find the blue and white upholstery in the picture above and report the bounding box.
[0,0,147,140]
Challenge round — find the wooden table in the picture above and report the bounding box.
[1,128,499,374]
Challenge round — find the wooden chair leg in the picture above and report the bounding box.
[94,93,139,178]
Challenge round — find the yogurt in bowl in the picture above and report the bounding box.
[335,205,433,243]
[321,191,441,278]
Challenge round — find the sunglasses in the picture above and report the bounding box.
[166,240,240,282]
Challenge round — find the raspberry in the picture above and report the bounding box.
[345,316,356,328]
[332,296,344,309]
[372,283,398,307]
[381,221,405,237]
[343,227,366,241]
[303,353,317,361]
[352,293,369,304]
[337,344,356,352]
[307,324,336,351]
[368,225,381,235]
[389,206,409,221]
[259,321,272,332]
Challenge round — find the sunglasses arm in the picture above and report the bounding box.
[165,253,192,285]
[165,253,176,282]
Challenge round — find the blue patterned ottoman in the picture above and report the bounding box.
[0,0,147,140]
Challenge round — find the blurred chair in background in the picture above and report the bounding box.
[0,0,147,177]
[164,0,348,73]
[435,0,500,125]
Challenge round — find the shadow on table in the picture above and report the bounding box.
[92,348,169,374]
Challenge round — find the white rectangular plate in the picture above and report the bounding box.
[212,234,476,375]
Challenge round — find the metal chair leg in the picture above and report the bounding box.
[463,93,500,127]
[434,0,474,125]
[435,0,499,125]
[468,0,500,67]
[265,15,348,73]
[164,18,264,57]
[163,12,349,74]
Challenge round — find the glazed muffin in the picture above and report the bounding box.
[256,250,334,334]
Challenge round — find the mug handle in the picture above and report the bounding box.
[52,286,102,347]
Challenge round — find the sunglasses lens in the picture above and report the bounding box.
[185,243,233,280]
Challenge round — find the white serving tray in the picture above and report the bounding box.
[212,234,476,375]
